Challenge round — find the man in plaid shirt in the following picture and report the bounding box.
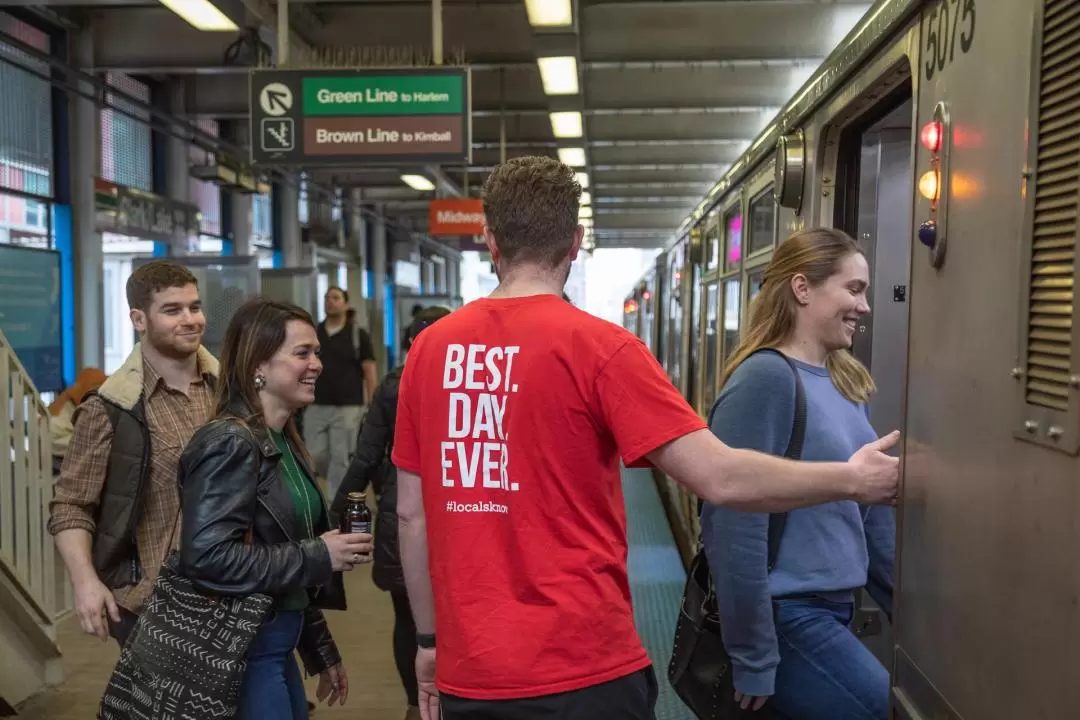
[48,260,218,646]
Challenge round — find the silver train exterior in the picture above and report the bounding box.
[622,0,1078,717]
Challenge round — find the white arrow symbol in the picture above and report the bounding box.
[260,83,293,116]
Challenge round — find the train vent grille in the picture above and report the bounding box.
[1027,0,1080,411]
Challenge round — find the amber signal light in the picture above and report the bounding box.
[918,170,940,201]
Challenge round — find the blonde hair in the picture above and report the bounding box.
[721,227,876,404]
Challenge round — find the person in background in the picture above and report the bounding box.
[331,305,453,720]
[48,367,108,473]
[48,261,217,647]
[391,156,899,720]
[402,303,424,348]
[177,298,372,720]
[305,286,377,498]
[702,228,895,720]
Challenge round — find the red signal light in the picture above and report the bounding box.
[920,121,942,153]
[642,290,652,301]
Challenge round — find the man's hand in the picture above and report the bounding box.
[415,647,438,720]
[73,577,120,641]
[847,430,901,504]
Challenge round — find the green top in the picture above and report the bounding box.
[269,428,323,611]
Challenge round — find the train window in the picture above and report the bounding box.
[666,255,684,385]
[724,210,743,272]
[748,270,765,303]
[705,214,721,271]
[722,278,742,358]
[702,281,720,412]
[747,188,776,255]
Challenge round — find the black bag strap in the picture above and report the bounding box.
[758,349,808,571]
[698,347,808,571]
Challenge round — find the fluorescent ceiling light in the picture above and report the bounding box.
[550,111,583,138]
[401,174,435,191]
[159,0,238,30]
[525,0,572,26]
[579,206,593,220]
[580,191,591,206]
[558,147,586,167]
[537,56,579,95]
[575,172,589,188]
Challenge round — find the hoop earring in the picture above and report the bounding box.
[253,375,266,390]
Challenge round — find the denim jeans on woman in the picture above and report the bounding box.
[767,597,889,720]
[239,610,309,720]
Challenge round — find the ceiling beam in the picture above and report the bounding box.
[89,56,822,75]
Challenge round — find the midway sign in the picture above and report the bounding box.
[249,67,472,166]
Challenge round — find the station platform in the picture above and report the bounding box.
[15,468,693,720]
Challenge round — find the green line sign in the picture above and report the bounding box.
[302,75,465,116]
[249,67,472,166]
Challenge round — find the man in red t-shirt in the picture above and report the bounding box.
[392,156,899,720]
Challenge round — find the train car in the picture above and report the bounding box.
[625,0,1079,717]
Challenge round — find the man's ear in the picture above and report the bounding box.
[130,308,147,335]
[568,225,584,263]
[483,224,500,265]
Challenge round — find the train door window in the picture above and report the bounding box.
[748,268,766,304]
[704,212,721,272]
[642,280,656,353]
[688,267,702,410]
[747,188,776,256]
[724,209,743,272]
[722,278,742,358]
[666,249,685,386]
[702,281,720,412]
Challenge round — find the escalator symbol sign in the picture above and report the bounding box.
[261,118,295,153]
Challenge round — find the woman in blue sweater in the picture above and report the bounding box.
[702,227,895,719]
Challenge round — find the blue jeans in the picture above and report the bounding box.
[239,610,309,720]
[769,597,889,720]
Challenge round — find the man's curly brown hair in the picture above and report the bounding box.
[126,260,198,311]
[481,155,582,267]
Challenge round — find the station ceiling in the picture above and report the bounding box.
[29,0,870,249]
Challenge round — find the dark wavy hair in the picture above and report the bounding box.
[214,298,316,455]
[403,305,452,352]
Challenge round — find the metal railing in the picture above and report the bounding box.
[0,328,70,626]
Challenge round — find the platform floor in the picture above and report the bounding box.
[16,468,693,719]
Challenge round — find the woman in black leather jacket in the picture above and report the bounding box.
[177,299,373,720]
[331,305,452,720]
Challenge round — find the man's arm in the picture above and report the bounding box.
[356,327,378,404]
[596,339,899,512]
[397,469,435,635]
[647,428,899,512]
[47,397,121,639]
[362,359,378,405]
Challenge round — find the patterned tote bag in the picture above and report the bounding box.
[98,550,274,720]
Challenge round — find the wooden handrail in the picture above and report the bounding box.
[0,328,70,624]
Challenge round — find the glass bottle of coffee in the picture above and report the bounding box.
[341,492,372,535]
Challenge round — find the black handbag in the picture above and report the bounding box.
[97,551,274,720]
[668,349,807,720]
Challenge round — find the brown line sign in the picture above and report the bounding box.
[303,116,465,156]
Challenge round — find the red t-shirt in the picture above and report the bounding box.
[392,294,706,700]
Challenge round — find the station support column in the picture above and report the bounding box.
[230,124,252,257]
[347,188,368,325]
[372,205,388,369]
[278,179,301,266]
[71,26,104,370]
[165,80,191,255]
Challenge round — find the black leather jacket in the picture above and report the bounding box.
[331,366,403,593]
[177,401,347,676]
